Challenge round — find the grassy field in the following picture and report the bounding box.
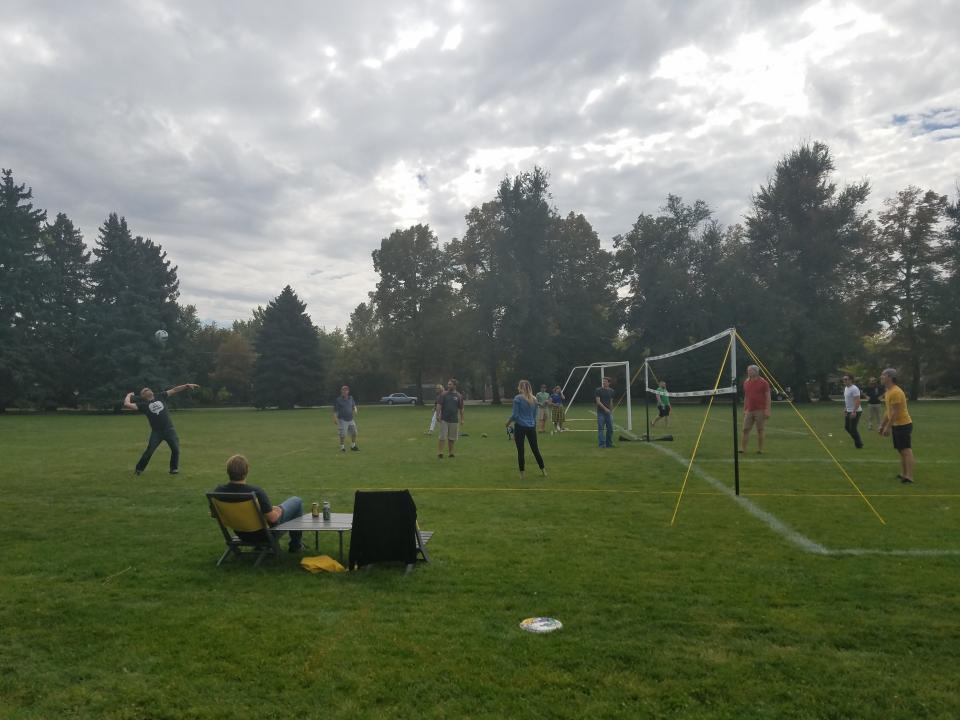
[1,400,958,719]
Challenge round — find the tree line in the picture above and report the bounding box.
[2,141,958,411]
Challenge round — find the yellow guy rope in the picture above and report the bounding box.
[735,332,886,525]
[670,336,732,526]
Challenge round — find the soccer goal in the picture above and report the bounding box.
[559,361,632,431]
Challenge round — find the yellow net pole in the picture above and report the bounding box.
[670,336,733,526]
[735,332,886,525]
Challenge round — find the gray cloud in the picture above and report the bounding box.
[3,0,958,328]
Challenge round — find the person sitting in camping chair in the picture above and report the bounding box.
[211,455,305,553]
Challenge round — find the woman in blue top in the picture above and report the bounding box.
[506,379,546,480]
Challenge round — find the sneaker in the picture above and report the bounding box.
[340,446,346,452]
[135,469,142,476]
[438,453,444,459]
[900,477,914,484]
[448,454,455,458]
[169,469,179,475]
[540,467,547,477]
[350,445,359,452]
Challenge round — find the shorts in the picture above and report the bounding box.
[743,410,767,431]
[658,405,671,417]
[338,419,357,437]
[891,423,912,451]
[551,406,565,424]
[439,421,459,442]
[538,406,548,420]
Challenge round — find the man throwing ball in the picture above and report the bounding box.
[124,383,199,475]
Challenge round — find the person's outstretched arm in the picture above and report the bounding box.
[166,383,199,396]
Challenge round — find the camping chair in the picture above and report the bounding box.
[347,490,433,572]
[207,491,281,567]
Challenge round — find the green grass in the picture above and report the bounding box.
[1,401,959,719]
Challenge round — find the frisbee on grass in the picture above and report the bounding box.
[519,617,563,634]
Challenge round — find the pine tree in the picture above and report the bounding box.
[743,143,871,401]
[0,169,46,410]
[36,212,91,406]
[86,213,182,407]
[252,286,324,409]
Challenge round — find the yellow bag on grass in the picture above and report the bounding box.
[300,555,346,573]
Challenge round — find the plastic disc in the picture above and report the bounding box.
[519,617,563,634]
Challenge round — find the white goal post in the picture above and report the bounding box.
[560,361,632,431]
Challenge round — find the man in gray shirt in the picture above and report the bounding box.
[333,384,359,452]
[437,378,464,458]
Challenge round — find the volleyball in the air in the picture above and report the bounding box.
[154,329,169,344]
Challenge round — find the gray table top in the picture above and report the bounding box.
[273,512,353,532]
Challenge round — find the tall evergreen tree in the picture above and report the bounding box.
[252,286,323,409]
[743,142,871,401]
[448,200,510,402]
[371,224,450,402]
[615,196,719,353]
[0,169,46,410]
[36,212,91,406]
[549,212,618,377]
[86,213,183,407]
[870,187,948,400]
[936,193,960,391]
[496,167,555,381]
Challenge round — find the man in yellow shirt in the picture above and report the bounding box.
[878,368,914,484]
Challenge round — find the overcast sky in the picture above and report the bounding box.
[3,0,958,328]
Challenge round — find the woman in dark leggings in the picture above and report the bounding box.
[506,379,546,480]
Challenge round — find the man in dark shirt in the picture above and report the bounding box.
[437,378,464,458]
[595,376,615,448]
[124,383,199,475]
[212,455,303,552]
[332,384,359,452]
[864,377,884,430]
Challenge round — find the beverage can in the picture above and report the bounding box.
[311,502,320,518]
[322,501,331,521]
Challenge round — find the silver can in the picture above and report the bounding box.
[311,502,320,518]
[322,501,331,521]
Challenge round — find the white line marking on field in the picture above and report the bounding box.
[695,458,960,465]
[647,442,960,557]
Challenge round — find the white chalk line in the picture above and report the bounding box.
[696,457,960,465]
[647,442,960,558]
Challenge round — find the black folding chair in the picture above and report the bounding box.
[347,490,432,572]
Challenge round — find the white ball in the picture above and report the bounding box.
[154,329,169,343]
[827,433,833,437]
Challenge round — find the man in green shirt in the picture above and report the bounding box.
[652,380,671,428]
[536,384,550,432]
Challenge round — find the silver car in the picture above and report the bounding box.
[379,392,417,405]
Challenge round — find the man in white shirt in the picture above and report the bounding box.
[841,374,864,449]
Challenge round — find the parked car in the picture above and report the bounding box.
[379,392,418,405]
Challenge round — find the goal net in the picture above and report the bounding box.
[559,361,632,431]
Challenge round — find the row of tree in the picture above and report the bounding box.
[1,141,958,410]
